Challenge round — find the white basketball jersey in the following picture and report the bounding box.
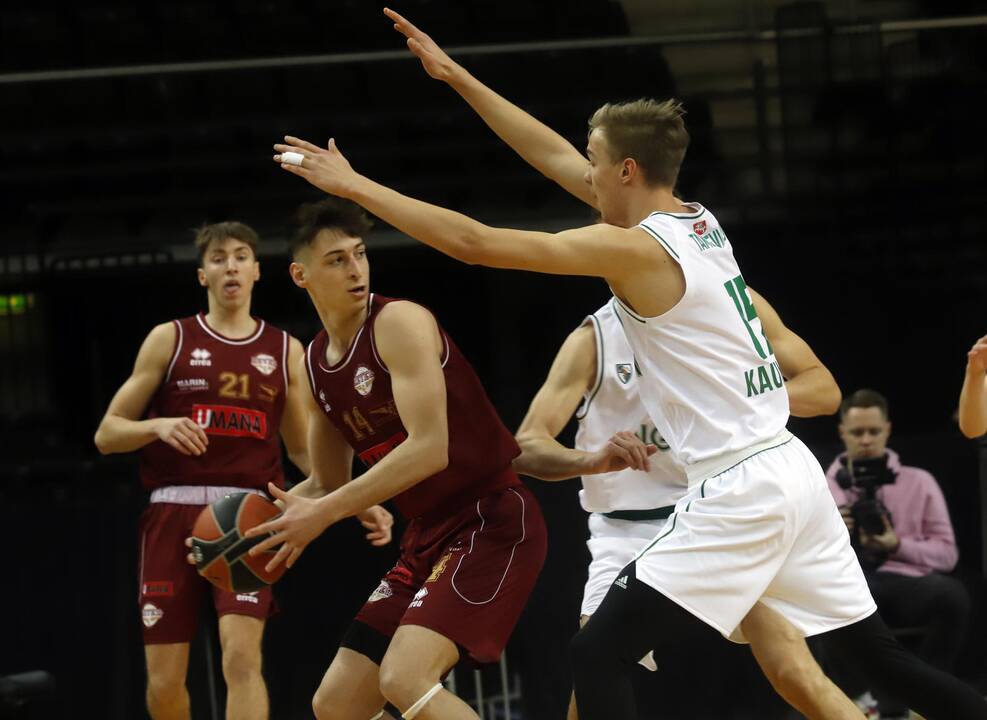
[613,203,790,480]
[574,299,688,513]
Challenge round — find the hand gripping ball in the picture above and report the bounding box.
[190,492,286,593]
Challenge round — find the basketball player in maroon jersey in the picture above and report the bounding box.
[243,198,554,720]
[94,221,393,720]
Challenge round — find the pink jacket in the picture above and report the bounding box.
[825,449,958,577]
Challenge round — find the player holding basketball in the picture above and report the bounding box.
[265,9,987,719]
[246,199,557,720]
[515,290,843,719]
[94,221,392,720]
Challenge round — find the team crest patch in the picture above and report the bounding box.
[142,603,164,628]
[354,365,375,396]
[616,363,633,385]
[693,220,707,235]
[368,581,393,603]
[251,353,278,376]
[427,553,453,583]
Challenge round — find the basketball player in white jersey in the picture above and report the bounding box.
[267,9,987,719]
[515,291,842,719]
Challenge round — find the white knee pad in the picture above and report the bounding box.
[401,682,443,720]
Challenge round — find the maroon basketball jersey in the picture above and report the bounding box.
[140,313,289,491]
[304,295,520,519]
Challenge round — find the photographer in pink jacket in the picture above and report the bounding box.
[826,388,970,718]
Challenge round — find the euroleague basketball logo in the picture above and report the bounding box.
[251,353,278,376]
[354,365,375,396]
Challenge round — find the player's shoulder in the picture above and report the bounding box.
[640,203,711,231]
[564,321,596,353]
[376,299,437,329]
[145,320,179,348]
[590,297,621,325]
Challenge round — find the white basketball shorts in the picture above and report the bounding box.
[632,434,876,642]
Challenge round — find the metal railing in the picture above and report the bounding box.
[1,14,984,84]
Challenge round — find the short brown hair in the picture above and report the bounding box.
[194,221,259,264]
[588,98,689,188]
[840,388,889,420]
[289,198,374,258]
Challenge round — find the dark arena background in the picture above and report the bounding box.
[2,1,986,718]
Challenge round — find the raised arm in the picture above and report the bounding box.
[751,289,842,418]
[515,323,654,480]
[273,137,660,286]
[94,322,208,456]
[278,336,312,476]
[384,7,596,208]
[959,333,987,438]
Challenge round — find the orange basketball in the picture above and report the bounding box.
[190,492,287,592]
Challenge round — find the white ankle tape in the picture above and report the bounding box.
[369,712,385,720]
[402,683,443,719]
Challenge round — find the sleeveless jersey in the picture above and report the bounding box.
[574,299,687,513]
[613,203,790,480]
[140,313,289,491]
[305,294,520,520]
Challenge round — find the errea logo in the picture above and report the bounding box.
[190,348,212,367]
[409,586,428,608]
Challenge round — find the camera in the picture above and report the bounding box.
[835,454,897,568]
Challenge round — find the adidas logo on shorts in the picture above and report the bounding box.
[614,575,629,590]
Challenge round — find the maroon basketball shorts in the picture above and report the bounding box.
[137,502,275,644]
[353,484,547,664]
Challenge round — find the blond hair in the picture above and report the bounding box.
[194,221,259,264]
[588,98,689,188]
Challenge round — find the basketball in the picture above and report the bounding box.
[190,492,287,593]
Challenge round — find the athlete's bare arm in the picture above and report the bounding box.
[283,353,394,547]
[279,336,312,475]
[959,333,987,438]
[384,8,595,208]
[274,138,683,317]
[287,371,354,501]
[750,289,842,418]
[514,324,655,480]
[94,322,209,456]
[248,301,447,568]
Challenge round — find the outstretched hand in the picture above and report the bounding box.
[968,334,987,373]
[273,137,359,198]
[583,431,658,475]
[246,483,334,572]
[384,7,461,83]
[358,505,395,547]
